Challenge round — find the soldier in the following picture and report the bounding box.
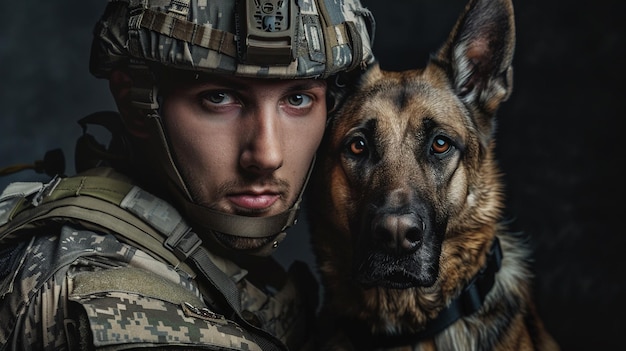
[0,0,374,350]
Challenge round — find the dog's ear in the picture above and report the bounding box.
[436,0,515,133]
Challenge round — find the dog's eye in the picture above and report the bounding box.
[431,136,452,154]
[349,137,368,156]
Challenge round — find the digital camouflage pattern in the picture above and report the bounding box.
[0,209,313,351]
[0,225,270,350]
[73,292,261,350]
[90,0,375,80]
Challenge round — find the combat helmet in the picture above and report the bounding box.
[88,0,376,255]
[91,0,375,80]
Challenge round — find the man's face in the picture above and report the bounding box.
[160,74,327,250]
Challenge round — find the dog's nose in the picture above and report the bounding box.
[372,213,423,255]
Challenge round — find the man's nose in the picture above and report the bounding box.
[240,108,283,174]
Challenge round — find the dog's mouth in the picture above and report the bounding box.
[358,266,424,289]
[355,251,439,289]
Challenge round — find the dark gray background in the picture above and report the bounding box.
[1,1,624,349]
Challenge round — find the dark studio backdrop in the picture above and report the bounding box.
[0,1,623,349]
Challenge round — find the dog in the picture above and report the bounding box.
[307,0,559,349]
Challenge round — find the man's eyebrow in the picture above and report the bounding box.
[194,75,250,90]
[190,74,326,92]
[284,80,327,92]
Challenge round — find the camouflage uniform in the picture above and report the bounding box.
[0,169,317,350]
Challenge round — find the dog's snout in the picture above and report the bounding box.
[373,213,423,255]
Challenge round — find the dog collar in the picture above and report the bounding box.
[345,237,503,348]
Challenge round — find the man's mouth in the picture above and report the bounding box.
[226,193,280,212]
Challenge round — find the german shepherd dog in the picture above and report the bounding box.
[308,0,558,349]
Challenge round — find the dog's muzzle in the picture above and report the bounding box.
[354,191,444,289]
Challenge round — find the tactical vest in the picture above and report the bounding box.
[0,167,314,350]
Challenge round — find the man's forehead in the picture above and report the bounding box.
[166,71,327,90]
[202,73,325,87]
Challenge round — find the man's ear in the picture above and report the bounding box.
[109,69,150,138]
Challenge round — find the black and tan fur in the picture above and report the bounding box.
[308,0,558,349]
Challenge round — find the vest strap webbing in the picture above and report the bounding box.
[188,247,285,350]
[0,176,197,277]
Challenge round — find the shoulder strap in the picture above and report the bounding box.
[0,173,196,276]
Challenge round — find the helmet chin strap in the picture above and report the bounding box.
[181,154,314,257]
[143,110,314,257]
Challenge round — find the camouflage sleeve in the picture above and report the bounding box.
[0,225,262,350]
[0,231,76,350]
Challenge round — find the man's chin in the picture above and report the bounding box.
[212,231,278,251]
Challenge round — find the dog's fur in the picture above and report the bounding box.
[308,0,558,349]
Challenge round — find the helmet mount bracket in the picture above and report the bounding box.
[236,0,297,66]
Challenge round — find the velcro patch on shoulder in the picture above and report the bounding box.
[69,291,262,350]
[71,266,203,308]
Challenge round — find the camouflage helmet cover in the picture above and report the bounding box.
[90,0,376,80]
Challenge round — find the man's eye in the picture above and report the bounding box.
[203,92,234,105]
[287,94,312,107]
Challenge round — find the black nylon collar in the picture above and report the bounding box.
[345,237,503,348]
